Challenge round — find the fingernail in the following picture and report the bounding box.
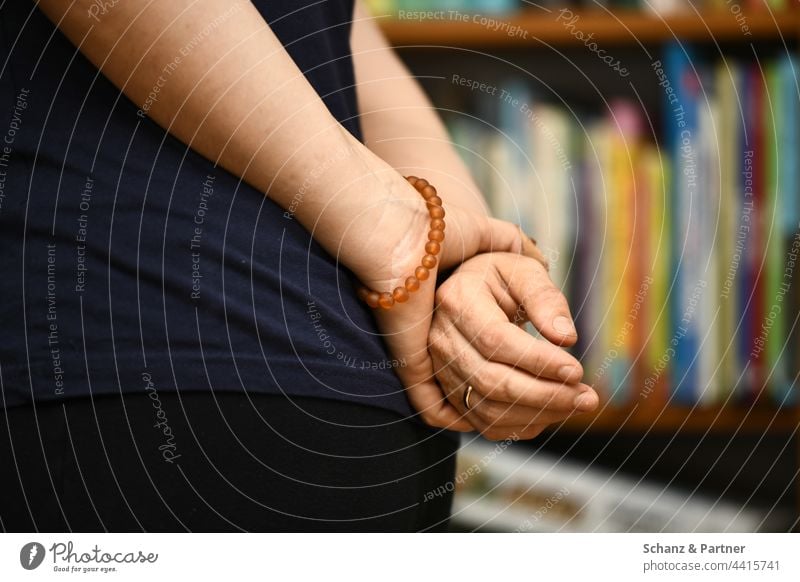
[558,365,580,382]
[573,391,597,412]
[553,316,576,336]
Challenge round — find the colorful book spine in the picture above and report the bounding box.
[715,60,742,400]
[663,42,702,405]
[439,50,797,408]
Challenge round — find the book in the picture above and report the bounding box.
[440,49,797,407]
[663,42,703,405]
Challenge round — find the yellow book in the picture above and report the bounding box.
[606,107,637,403]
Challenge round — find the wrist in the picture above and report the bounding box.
[299,145,433,292]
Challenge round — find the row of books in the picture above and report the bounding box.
[367,0,796,16]
[441,48,799,407]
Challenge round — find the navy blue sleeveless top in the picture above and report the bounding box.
[0,1,415,418]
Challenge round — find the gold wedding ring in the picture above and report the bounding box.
[463,385,474,411]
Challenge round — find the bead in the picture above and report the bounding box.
[421,185,437,199]
[366,291,381,308]
[421,254,437,269]
[392,286,410,303]
[426,195,442,207]
[425,241,440,255]
[378,292,394,310]
[429,206,445,219]
[428,229,444,242]
[360,176,446,309]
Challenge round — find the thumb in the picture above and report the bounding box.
[483,219,549,271]
[481,217,523,254]
[494,253,578,347]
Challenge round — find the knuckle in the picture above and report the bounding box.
[475,324,504,355]
[452,346,472,372]
[437,280,465,313]
[521,343,545,371]
[469,366,495,397]
[472,401,496,424]
[535,284,566,307]
[491,381,514,403]
[428,329,448,359]
[539,383,559,407]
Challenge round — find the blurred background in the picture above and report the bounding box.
[365,0,800,532]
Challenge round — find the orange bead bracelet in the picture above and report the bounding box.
[357,176,445,310]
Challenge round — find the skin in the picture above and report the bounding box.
[38,0,598,437]
[430,253,599,440]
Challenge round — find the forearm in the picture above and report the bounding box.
[351,1,489,217]
[37,0,420,261]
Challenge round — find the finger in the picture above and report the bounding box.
[431,360,555,435]
[492,253,579,347]
[374,288,473,433]
[482,220,548,271]
[430,324,598,413]
[519,228,550,271]
[459,317,583,384]
[480,424,547,442]
[391,334,472,432]
[481,217,524,255]
[405,378,474,433]
[439,278,582,383]
[466,391,578,428]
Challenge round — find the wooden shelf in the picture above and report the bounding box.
[555,404,800,433]
[380,9,799,48]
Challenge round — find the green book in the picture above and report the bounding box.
[763,62,783,399]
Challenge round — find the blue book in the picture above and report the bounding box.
[662,43,702,405]
[469,0,518,14]
[775,54,800,406]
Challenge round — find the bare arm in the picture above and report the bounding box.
[38,0,424,268]
[351,0,489,217]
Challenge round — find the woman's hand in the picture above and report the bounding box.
[428,252,600,440]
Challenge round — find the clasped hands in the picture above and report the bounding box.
[336,173,599,439]
[345,174,600,441]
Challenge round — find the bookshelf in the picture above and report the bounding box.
[560,403,799,433]
[380,7,800,433]
[379,9,800,47]
[378,5,800,529]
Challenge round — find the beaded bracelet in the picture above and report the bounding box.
[357,176,445,310]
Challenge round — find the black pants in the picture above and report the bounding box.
[0,392,458,532]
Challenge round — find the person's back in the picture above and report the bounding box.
[0,0,409,414]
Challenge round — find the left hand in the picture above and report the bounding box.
[428,252,599,440]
